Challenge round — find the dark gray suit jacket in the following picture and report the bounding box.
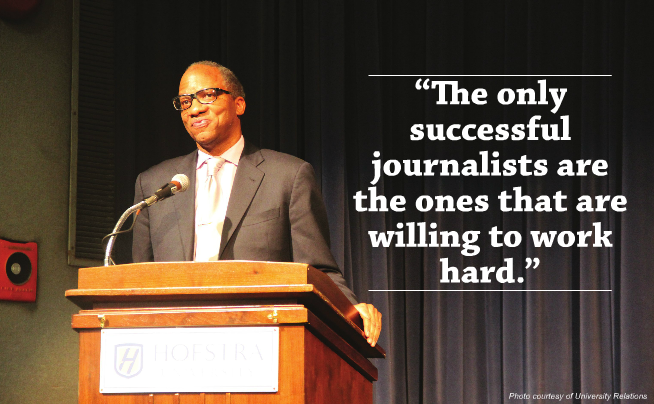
[132,141,357,303]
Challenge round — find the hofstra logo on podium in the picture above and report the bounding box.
[99,327,279,394]
[114,344,143,378]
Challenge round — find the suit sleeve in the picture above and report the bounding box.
[288,162,358,304]
[132,173,154,262]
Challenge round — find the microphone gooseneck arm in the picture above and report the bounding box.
[103,174,190,267]
[103,202,145,266]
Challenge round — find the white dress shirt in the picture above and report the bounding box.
[193,136,245,261]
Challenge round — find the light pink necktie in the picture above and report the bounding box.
[195,157,226,261]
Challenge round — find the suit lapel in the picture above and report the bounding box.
[171,150,198,261]
[219,142,264,257]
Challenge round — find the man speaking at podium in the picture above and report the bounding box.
[132,61,381,347]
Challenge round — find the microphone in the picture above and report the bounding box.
[141,174,190,207]
[104,174,190,266]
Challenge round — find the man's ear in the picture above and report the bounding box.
[235,97,246,115]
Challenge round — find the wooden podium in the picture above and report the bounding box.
[66,261,385,403]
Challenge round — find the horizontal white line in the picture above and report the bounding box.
[368,74,612,77]
[369,289,613,292]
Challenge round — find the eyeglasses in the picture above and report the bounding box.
[172,87,231,111]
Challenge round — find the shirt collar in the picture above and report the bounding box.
[196,135,245,169]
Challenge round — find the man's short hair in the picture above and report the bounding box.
[187,61,245,99]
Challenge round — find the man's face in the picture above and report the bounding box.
[178,65,246,155]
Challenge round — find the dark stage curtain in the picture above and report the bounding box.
[107,1,653,402]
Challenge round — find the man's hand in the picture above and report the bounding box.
[354,303,382,347]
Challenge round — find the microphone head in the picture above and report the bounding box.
[170,174,190,194]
